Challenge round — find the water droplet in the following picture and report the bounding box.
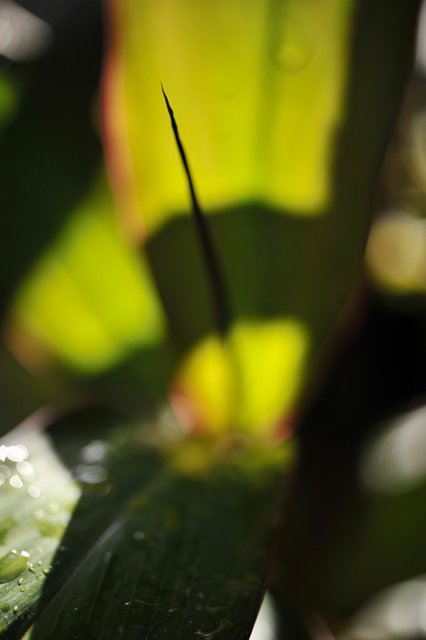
[272,20,311,73]
[6,445,28,463]
[1,603,10,612]
[74,464,108,485]
[20,551,29,559]
[195,619,231,638]
[17,578,23,585]
[0,465,11,479]
[12,605,18,614]
[9,475,23,489]
[0,551,27,583]
[17,461,33,477]
[28,486,41,499]
[19,586,26,592]
[81,441,107,463]
[42,566,51,576]
[133,531,145,541]
[27,563,36,574]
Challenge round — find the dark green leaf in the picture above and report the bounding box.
[0,408,292,639]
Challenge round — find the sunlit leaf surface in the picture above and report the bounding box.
[0,52,167,386]
[0,408,292,639]
[106,0,354,234]
[7,176,165,375]
[105,0,420,435]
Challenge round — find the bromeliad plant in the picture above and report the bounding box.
[0,1,421,638]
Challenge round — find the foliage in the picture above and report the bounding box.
[0,1,424,639]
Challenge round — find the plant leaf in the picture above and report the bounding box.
[0,407,292,639]
[104,0,421,435]
[6,174,167,379]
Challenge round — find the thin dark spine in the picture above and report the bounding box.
[161,86,231,336]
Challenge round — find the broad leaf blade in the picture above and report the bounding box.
[6,173,167,380]
[0,408,291,639]
[104,0,421,435]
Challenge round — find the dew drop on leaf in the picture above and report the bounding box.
[132,530,144,541]
[271,19,311,73]
[0,551,27,583]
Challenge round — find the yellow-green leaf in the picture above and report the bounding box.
[104,0,420,435]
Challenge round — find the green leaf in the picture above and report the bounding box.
[104,0,421,436]
[7,175,167,379]
[0,62,169,390]
[0,407,292,639]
